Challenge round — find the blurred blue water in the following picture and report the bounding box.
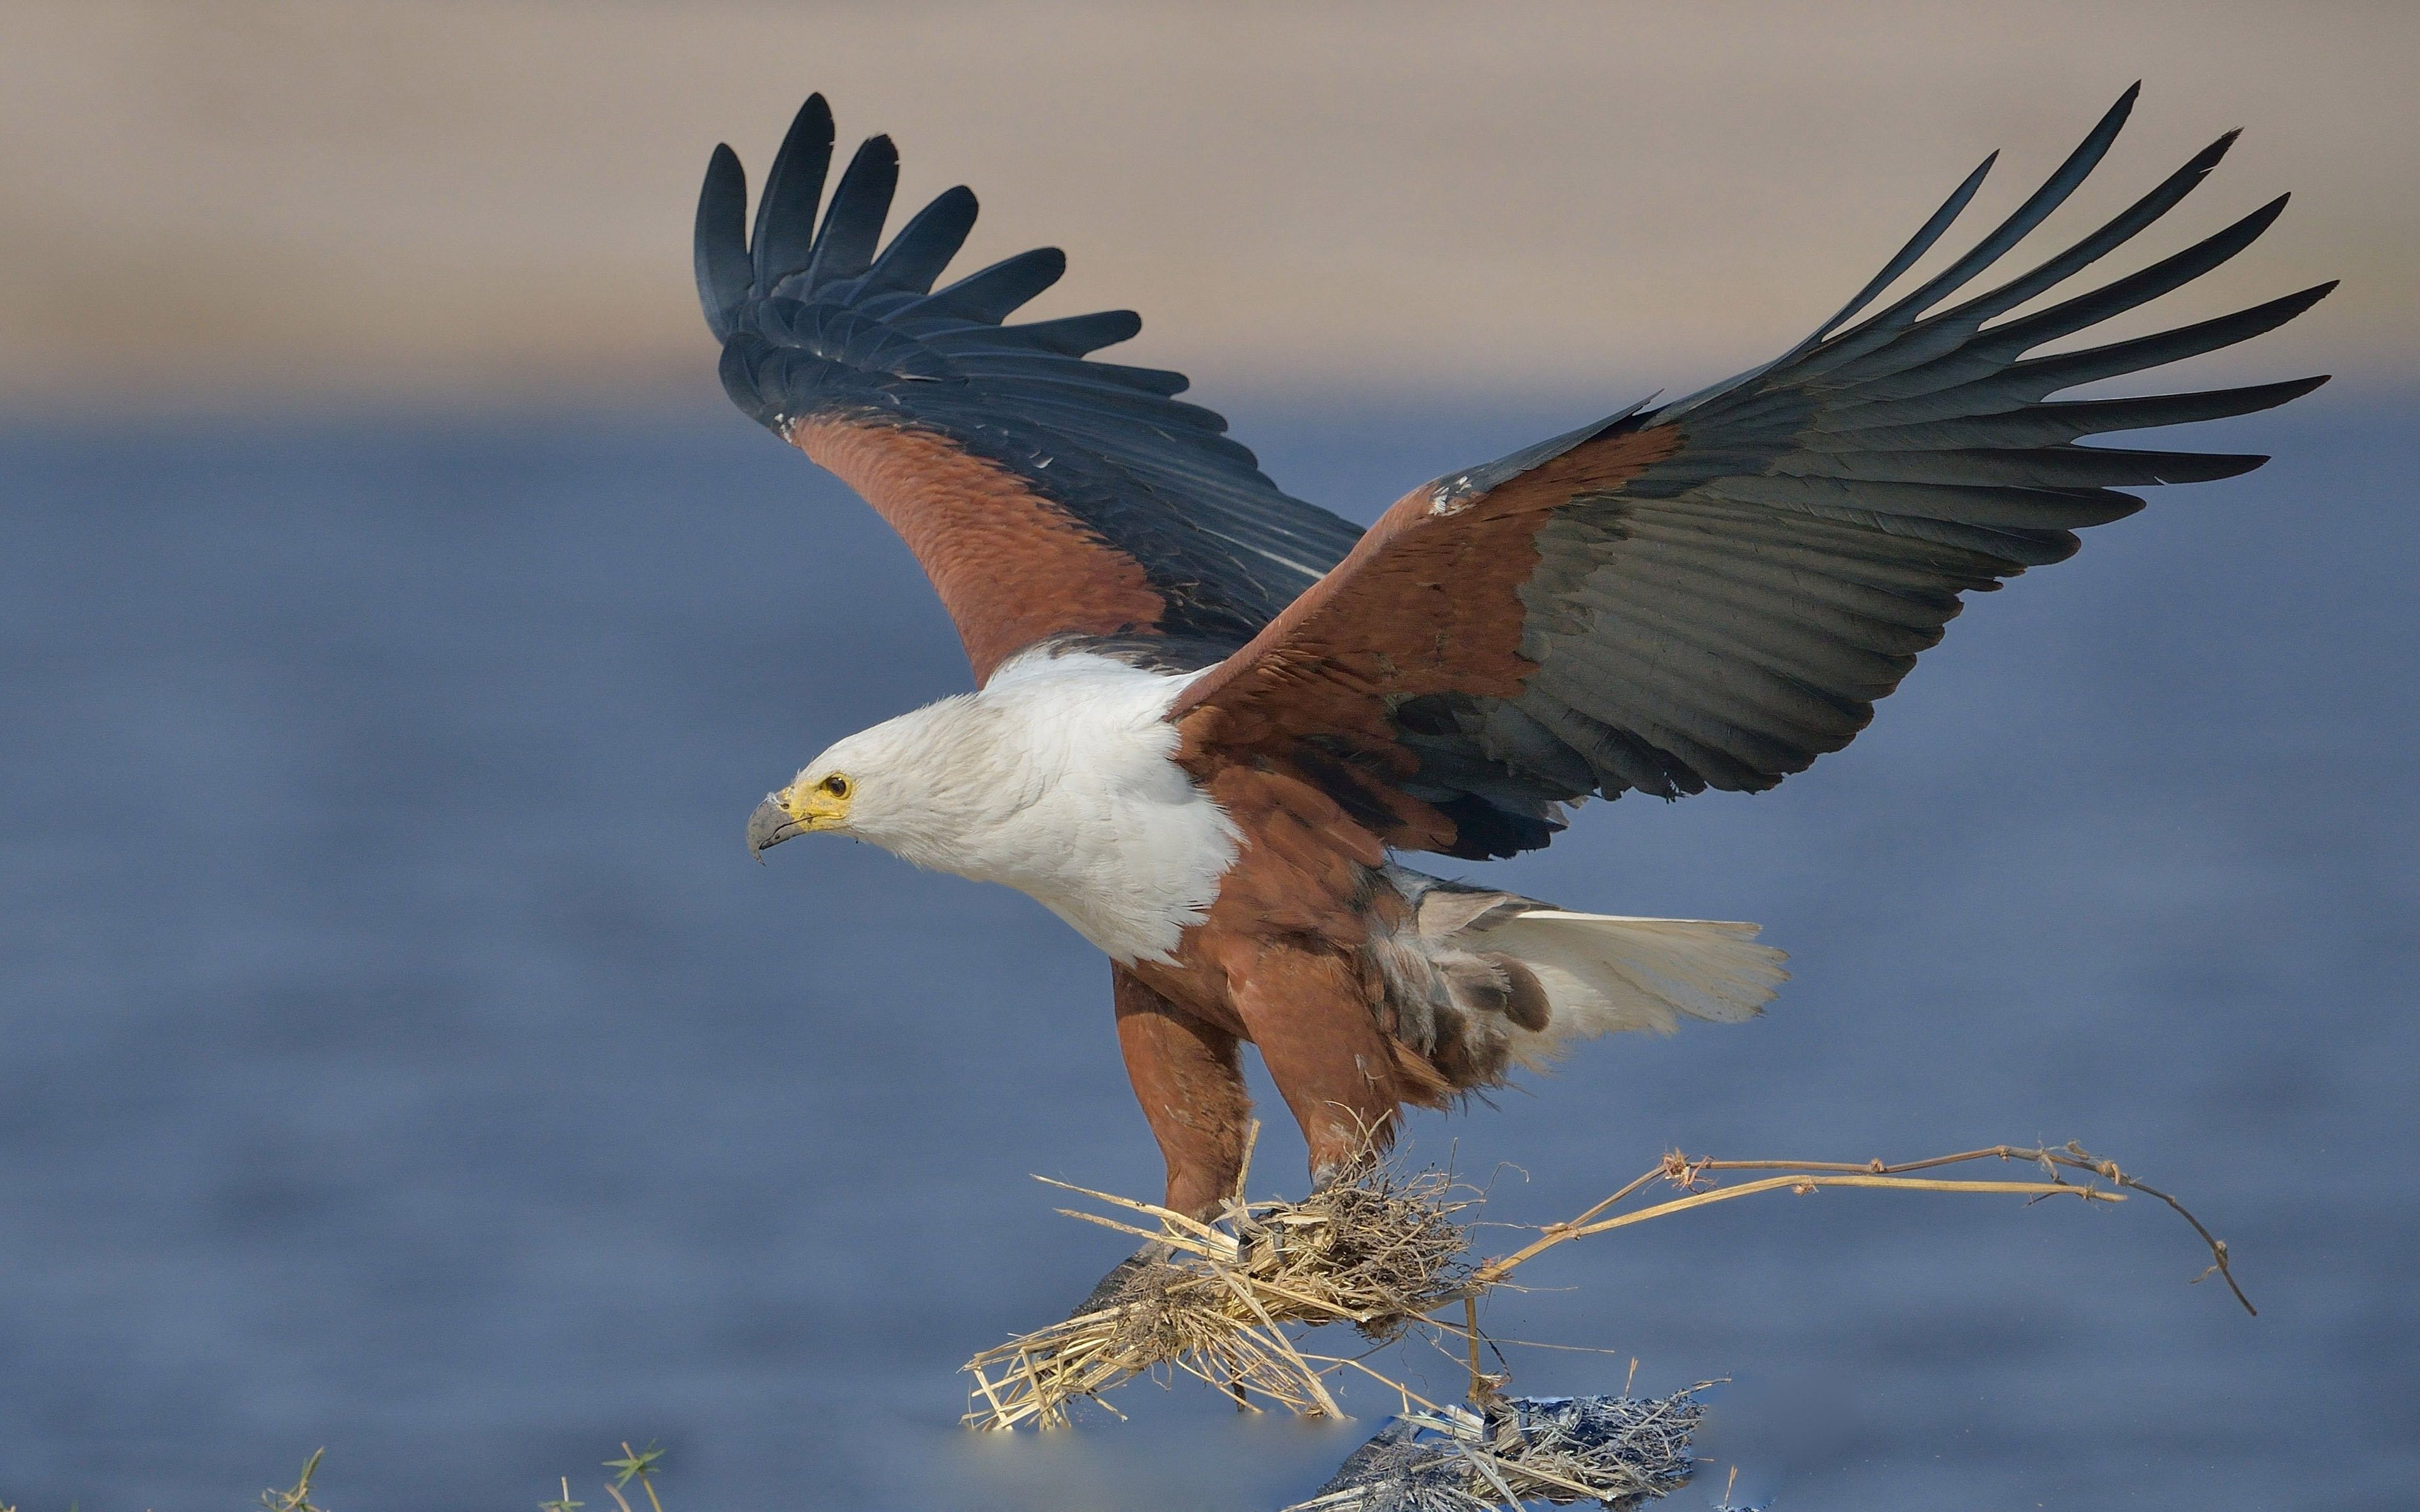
[0,393,2412,1511]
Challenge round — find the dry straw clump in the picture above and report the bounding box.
[964,1135,2247,1434]
[964,1145,1477,1429]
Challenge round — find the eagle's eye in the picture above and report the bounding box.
[821,774,851,799]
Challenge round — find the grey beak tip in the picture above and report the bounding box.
[747,795,800,859]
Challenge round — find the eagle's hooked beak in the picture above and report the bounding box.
[747,794,808,861]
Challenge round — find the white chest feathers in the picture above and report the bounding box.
[812,650,1240,963]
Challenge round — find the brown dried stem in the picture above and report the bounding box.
[1471,1141,2254,1317]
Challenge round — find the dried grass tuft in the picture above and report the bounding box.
[963,1139,1474,1429]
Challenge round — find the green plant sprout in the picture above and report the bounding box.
[261,1448,327,1512]
[602,1442,666,1512]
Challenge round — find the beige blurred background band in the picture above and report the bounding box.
[1,1,2404,410]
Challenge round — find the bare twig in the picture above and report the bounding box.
[1473,1171,2121,1286]
[1471,1142,2252,1316]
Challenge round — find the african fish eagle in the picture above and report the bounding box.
[712,87,2327,1251]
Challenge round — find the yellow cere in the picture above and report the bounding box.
[781,775,853,830]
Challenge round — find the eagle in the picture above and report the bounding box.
[712,86,2325,1263]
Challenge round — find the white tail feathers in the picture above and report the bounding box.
[1377,866,1788,1082]
[1456,908,1788,1068]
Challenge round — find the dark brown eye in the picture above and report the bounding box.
[822,774,850,798]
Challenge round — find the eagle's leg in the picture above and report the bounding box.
[1114,964,1251,1220]
[1227,942,1407,1189]
[1071,966,1253,1317]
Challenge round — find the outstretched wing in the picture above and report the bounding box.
[698,95,1364,681]
[1173,86,2332,860]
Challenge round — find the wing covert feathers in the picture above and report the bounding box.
[696,95,1363,680]
[1176,86,2330,859]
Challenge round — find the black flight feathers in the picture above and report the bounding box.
[694,94,1364,655]
[1607,83,2332,566]
[1390,83,2331,854]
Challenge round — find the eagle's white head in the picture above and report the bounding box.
[741,649,1240,963]
[746,692,1034,877]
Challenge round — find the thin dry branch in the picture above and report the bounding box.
[1472,1142,2254,1316]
